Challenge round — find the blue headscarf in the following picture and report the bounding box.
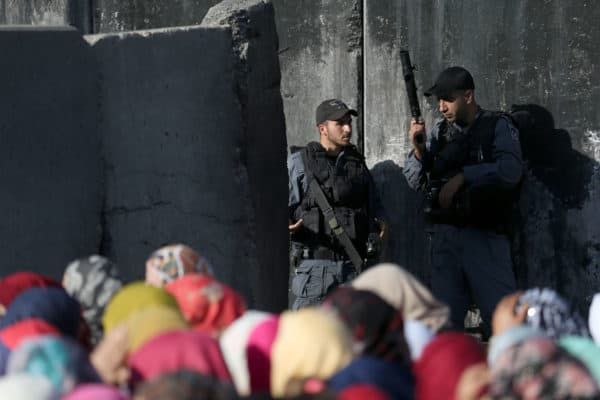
[328,356,414,400]
[0,287,81,338]
[7,335,100,396]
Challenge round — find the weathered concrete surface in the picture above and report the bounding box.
[202,0,288,312]
[272,0,363,151]
[89,25,247,291]
[94,0,221,32]
[0,27,102,279]
[0,0,68,25]
[90,19,287,311]
[364,0,600,312]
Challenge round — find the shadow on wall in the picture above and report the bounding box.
[511,104,596,300]
[370,104,598,303]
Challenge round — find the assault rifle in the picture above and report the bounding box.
[400,50,424,144]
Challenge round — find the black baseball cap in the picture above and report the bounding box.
[424,66,475,98]
[315,99,358,125]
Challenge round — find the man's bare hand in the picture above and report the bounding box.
[455,363,491,400]
[492,291,528,337]
[376,219,388,241]
[439,173,465,208]
[288,219,303,234]
[409,118,426,158]
[91,324,130,385]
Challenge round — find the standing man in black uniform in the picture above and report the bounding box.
[288,99,386,310]
[403,67,522,337]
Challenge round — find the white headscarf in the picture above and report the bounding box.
[351,263,450,332]
[218,310,272,396]
[0,374,58,400]
[589,294,600,345]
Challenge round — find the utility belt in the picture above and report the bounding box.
[302,247,350,261]
[290,243,350,266]
[290,242,350,264]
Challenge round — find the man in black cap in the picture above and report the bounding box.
[287,99,386,309]
[403,67,522,337]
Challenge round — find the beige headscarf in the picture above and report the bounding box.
[270,308,353,398]
[351,263,450,332]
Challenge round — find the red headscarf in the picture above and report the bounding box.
[413,332,486,400]
[338,384,391,400]
[0,272,61,307]
[128,330,232,387]
[165,274,245,336]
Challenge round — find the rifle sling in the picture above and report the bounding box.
[308,179,364,273]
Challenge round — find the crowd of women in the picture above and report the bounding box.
[0,243,599,399]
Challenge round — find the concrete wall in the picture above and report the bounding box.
[93,0,221,33]
[89,18,287,311]
[0,0,68,25]
[0,27,102,280]
[0,3,289,311]
[363,0,600,312]
[272,0,363,150]
[202,0,289,311]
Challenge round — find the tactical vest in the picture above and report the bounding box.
[428,110,520,230]
[291,142,371,256]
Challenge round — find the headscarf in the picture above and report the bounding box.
[247,315,280,394]
[560,335,600,385]
[219,310,272,396]
[403,319,434,361]
[488,325,546,367]
[0,319,61,374]
[165,273,245,336]
[517,287,590,339]
[102,282,179,334]
[337,384,391,400]
[7,335,101,396]
[588,293,600,345]
[0,373,58,400]
[133,370,237,400]
[145,244,214,287]
[0,272,62,308]
[128,330,232,387]
[323,287,410,365]
[270,308,354,398]
[413,332,486,400]
[63,255,123,345]
[63,383,128,400]
[0,287,81,338]
[350,263,449,332]
[127,306,188,353]
[491,337,600,399]
[328,356,413,400]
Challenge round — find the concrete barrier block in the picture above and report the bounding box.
[203,0,289,311]
[271,0,363,150]
[0,26,102,279]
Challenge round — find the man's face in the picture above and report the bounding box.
[320,114,353,148]
[437,90,469,126]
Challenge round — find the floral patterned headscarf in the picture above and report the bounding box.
[145,244,214,287]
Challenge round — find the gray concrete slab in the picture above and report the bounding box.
[90,21,287,311]
[94,0,221,32]
[203,0,289,311]
[2,0,68,25]
[0,26,102,280]
[88,25,245,284]
[272,0,363,151]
